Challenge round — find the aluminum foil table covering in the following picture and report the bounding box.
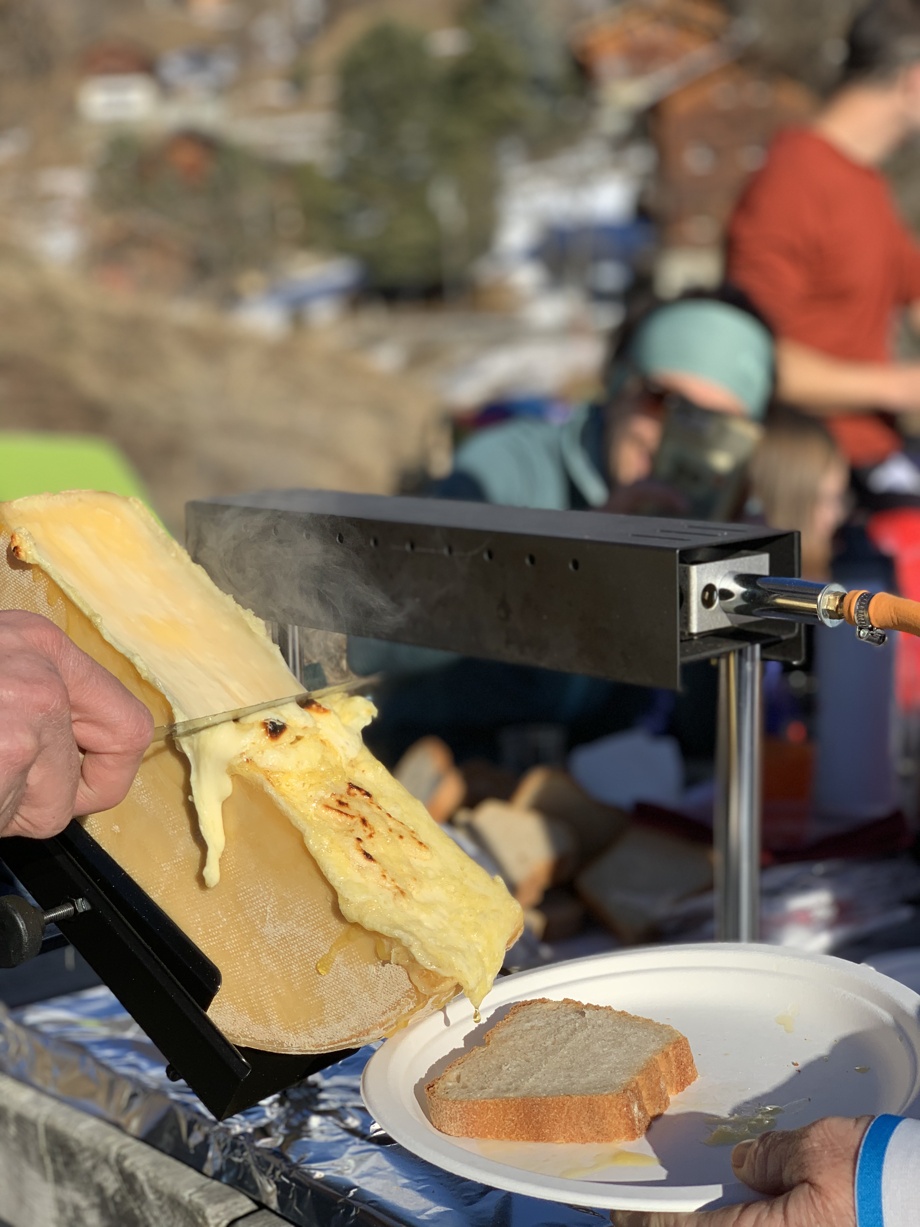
[0,986,607,1227]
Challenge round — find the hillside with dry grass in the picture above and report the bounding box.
[0,245,441,533]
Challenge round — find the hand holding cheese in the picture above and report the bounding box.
[0,491,522,1054]
[0,609,152,838]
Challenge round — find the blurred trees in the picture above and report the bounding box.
[304,7,588,296]
[312,18,526,294]
[86,8,588,299]
[331,22,449,294]
[42,0,589,300]
[94,134,281,293]
[479,0,587,136]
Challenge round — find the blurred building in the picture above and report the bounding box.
[157,45,240,98]
[572,0,817,294]
[648,62,815,294]
[573,0,730,120]
[77,42,161,126]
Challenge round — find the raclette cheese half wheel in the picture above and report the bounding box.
[0,491,522,1054]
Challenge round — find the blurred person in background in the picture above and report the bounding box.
[433,289,774,517]
[747,409,917,861]
[353,290,777,768]
[747,406,852,582]
[745,410,872,840]
[727,0,920,510]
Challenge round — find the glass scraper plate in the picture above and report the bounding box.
[361,944,920,1213]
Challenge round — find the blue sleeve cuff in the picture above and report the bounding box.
[855,1115,903,1227]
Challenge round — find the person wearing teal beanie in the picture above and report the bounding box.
[352,287,777,768]
[619,296,774,419]
[436,287,775,514]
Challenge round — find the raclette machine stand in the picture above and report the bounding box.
[0,489,834,1120]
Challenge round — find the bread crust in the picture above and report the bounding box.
[425,997,697,1144]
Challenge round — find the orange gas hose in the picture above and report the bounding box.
[842,590,920,638]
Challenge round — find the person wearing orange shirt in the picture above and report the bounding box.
[727,0,920,504]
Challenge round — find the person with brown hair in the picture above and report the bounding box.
[746,407,851,580]
[727,0,920,505]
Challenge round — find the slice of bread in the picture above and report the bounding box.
[455,800,579,908]
[393,736,466,823]
[425,997,697,1144]
[512,766,629,865]
[575,825,713,943]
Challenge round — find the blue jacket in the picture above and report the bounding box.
[434,404,610,511]
[349,403,612,679]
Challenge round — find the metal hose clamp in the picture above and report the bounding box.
[854,590,887,646]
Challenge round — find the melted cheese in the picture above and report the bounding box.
[178,695,374,888]
[4,491,523,1010]
[178,721,241,887]
[179,696,521,1006]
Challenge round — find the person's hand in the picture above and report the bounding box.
[611,1116,870,1227]
[0,610,153,839]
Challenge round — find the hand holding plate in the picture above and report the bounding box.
[611,1116,869,1227]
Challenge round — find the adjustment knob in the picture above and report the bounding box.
[0,895,46,967]
[0,895,89,968]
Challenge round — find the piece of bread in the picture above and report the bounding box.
[575,824,713,943]
[425,996,697,1144]
[512,766,630,865]
[393,736,466,823]
[456,799,579,908]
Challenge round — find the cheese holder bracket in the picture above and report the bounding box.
[0,820,351,1121]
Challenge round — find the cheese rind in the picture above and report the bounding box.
[8,496,296,718]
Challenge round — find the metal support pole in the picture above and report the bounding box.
[715,644,762,941]
[276,624,304,684]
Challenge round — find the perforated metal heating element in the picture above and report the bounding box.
[185,489,804,689]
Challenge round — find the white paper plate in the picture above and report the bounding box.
[361,943,920,1213]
